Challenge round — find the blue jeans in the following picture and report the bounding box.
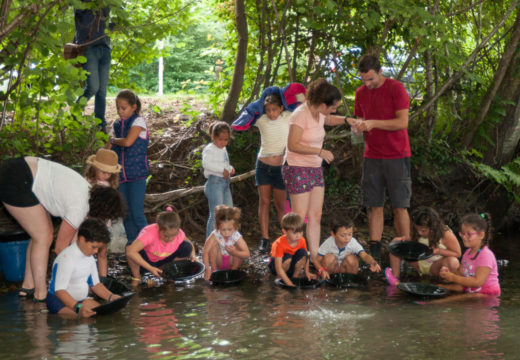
[77,44,111,128]
[119,179,148,246]
[204,175,233,238]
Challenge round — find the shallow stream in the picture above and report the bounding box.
[0,234,518,359]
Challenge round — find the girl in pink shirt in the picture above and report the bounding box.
[440,213,500,296]
[126,207,196,285]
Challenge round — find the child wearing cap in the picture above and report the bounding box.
[84,148,122,276]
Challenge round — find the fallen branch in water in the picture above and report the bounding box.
[144,169,256,211]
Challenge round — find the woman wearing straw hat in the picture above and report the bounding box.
[0,156,126,302]
[84,148,122,276]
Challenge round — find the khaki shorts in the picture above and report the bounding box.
[361,158,411,208]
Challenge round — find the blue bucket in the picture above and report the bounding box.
[0,230,30,282]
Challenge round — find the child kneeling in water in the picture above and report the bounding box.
[315,219,381,279]
[269,212,315,286]
[385,206,461,286]
[46,218,120,318]
[203,205,250,280]
[126,207,196,284]
[440,213,500,296]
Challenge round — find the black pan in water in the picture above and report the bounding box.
[397,282,448,298]
[92,293,135,316]
[100,276,132,295]
[275,277,321,289]
[387,241,433,261]
[210,270,246,285]
[161,260,205,282]
[326,273,367,289]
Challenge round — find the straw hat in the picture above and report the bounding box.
[86,148,121,173]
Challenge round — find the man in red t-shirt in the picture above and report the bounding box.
[347,55,411,263]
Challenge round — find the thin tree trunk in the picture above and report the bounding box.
[410,0,520,123]
[220,0,248,123]
[463,8,520,147]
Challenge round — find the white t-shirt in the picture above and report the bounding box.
[49,241,100,301]
[202,143,233,178]
[254,111,291,158]
[32,158,90,229]
[318,236,365,263]
[109,116,148,139]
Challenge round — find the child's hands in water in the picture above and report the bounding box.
[391,236,407,243]
[150,266,163,278]
[320,269,330,280]
[307,272,317,281]
[370,262,382,272]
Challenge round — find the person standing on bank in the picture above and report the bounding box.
[347,55,411,262]
[74,0,112,132]
[282,78,347,267]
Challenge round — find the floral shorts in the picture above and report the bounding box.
[282,164,324,195]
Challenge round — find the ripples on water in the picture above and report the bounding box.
[0,234,519,359]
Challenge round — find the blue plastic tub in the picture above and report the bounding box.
[0,230,30,282]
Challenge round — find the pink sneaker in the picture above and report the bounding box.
[385,267,400,286]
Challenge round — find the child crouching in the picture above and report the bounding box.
[315,219,381,280]
[269,212,315,286]
[126,207,196,285]
[46,218,120,318]
[203,205,250,280]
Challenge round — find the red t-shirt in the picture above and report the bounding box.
[270,234,308,258]
[354,78,411,159]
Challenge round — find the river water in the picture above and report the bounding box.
[0,234,518,360]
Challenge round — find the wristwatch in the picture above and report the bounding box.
[74,302,82,315]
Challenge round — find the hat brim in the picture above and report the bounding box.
[87,155,121,174]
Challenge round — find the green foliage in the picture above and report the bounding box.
[464,152,520,204]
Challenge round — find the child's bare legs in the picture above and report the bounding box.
[322,254,339,273]
[207,245,223,271]
[389,253,402,278]
[230,256,243,270]
[292,256,307,278]
[257,185,273,240]
[340,254,359,274]
[273,188,286,225]
[97,244,108,277]
[430,256,459,277]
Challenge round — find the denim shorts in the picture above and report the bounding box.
[361,158,411,208]
[255,159,285,190]
[282,164,324,195]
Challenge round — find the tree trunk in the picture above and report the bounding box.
[464,8,520,149]
[220,0,248,123]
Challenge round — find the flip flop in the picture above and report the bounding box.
[18,288,35,298]
[32,296,46,303]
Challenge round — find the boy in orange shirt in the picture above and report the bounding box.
[268,212,316,286]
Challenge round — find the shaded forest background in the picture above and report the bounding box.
[1,0,520,242]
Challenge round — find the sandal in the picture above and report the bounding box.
[18,288,35,298]
[32,297,47,303]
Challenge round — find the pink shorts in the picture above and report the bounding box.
[219,255,231,270]
[464,285,501,296]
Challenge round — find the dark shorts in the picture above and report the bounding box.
[255,159,285,190]
[46,292,71,314]
[139,241,193,273]
[282,164,324,195]
[361,158,411,208]
[268,248,308,277]
[0,157,39,207]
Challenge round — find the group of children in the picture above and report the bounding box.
[45,88,501,318]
